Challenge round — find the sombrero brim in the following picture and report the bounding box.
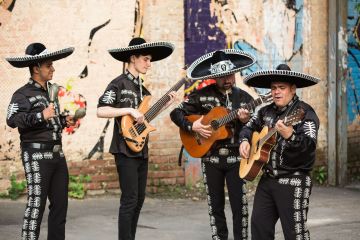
[187,49,256,81]
[243,70,320,88]
[6,47,74,68]
[108,42,174,62]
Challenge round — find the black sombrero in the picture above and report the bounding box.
[108,37,174,62]
[244,64,320,88]
[6,43,74,68]
[186,49,256,81]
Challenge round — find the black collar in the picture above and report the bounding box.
[125,70,143,86]
[28,78,47,91]
[273,95,299,114]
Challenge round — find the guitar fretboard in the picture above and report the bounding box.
[258,108,305,146]
[214,97,265,129]
[144,78,187,122]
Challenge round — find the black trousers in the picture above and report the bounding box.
[251,175,312,240]
[201,158,248,240]
[21,147,68,240]
[115,153,148,240]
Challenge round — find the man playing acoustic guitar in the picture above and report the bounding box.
[239,64,320,240]
[171,49,256,240]
[97,37,176,240]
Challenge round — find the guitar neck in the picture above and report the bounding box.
[258,113,302,146]
[215,97,265,128]
[144,78,186,122]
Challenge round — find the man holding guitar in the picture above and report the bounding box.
[97,37,176,240]
[239,64,320,240]
[171,49,256,240]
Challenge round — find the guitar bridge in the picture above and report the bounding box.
[194,133,202,145]
[123,136,138,144]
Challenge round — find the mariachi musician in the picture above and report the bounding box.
[170,49,256,240]
[239,64,320,240]
[6,42,76,240]
[97,37,176,240]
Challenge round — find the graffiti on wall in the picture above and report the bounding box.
[184,0,227,95]
[86,0,143,160]
[184,0,304,95]
[0,0,16,12]
[347,1,360,123]
[183,0,306,183]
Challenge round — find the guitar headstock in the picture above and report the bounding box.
[260,92,273,104]
[181,65,191,83]
[284,108,305,126]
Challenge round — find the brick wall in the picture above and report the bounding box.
[0,0,185,194]
[0,0,358,195]
[302,0,329,166]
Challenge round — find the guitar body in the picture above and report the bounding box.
[239,126,277,181]
[120,96,156,152]
[180,106,232,158]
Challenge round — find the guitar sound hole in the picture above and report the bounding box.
[210,120,219,130]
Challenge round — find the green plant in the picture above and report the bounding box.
[68,175,91,199]
[7,175,27,200]
[312,166,327,185]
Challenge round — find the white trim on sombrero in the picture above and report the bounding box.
[108,41,174,54]
[186,49,256,81]
[243,69,320,88]
[6,47,74,68]
[25,49,49,57]
[6,47,74,63]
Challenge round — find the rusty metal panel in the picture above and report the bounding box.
[328,0,338,186]
[337,0,348,186]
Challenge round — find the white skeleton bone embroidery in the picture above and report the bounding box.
[26,174,33,184]
[43,152,53,159]
[102,90,116,104]
[31,162,40,172]
[32,152,43,161]
[24,163,31,173]
[7,103,19,119]
[29,231,37,240]
[23,219,29,230]
[24,151,29,162]
[28,185,33,195]
[304,121,316,139]
[31,209,40,219]
[29,220,37,231]
[24,207,31,218]
[33,197,41,208]
[33,173,41,184]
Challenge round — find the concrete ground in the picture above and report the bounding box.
[1,186,360,240]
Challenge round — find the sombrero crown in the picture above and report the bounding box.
[108,37,174,62]
[243,64,320,88]
[186,49,256,80]
[6,42,74,68]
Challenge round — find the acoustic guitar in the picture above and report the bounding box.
[180,93,272,158]
[239,108,305,181]
[120,77,188,152]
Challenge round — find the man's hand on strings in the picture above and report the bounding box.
[164,91,177,109]
[237,108,250,123]
[192,116,212,138]
[130,109,145,124]
[239,141,250,159]
[275,120,293,139]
